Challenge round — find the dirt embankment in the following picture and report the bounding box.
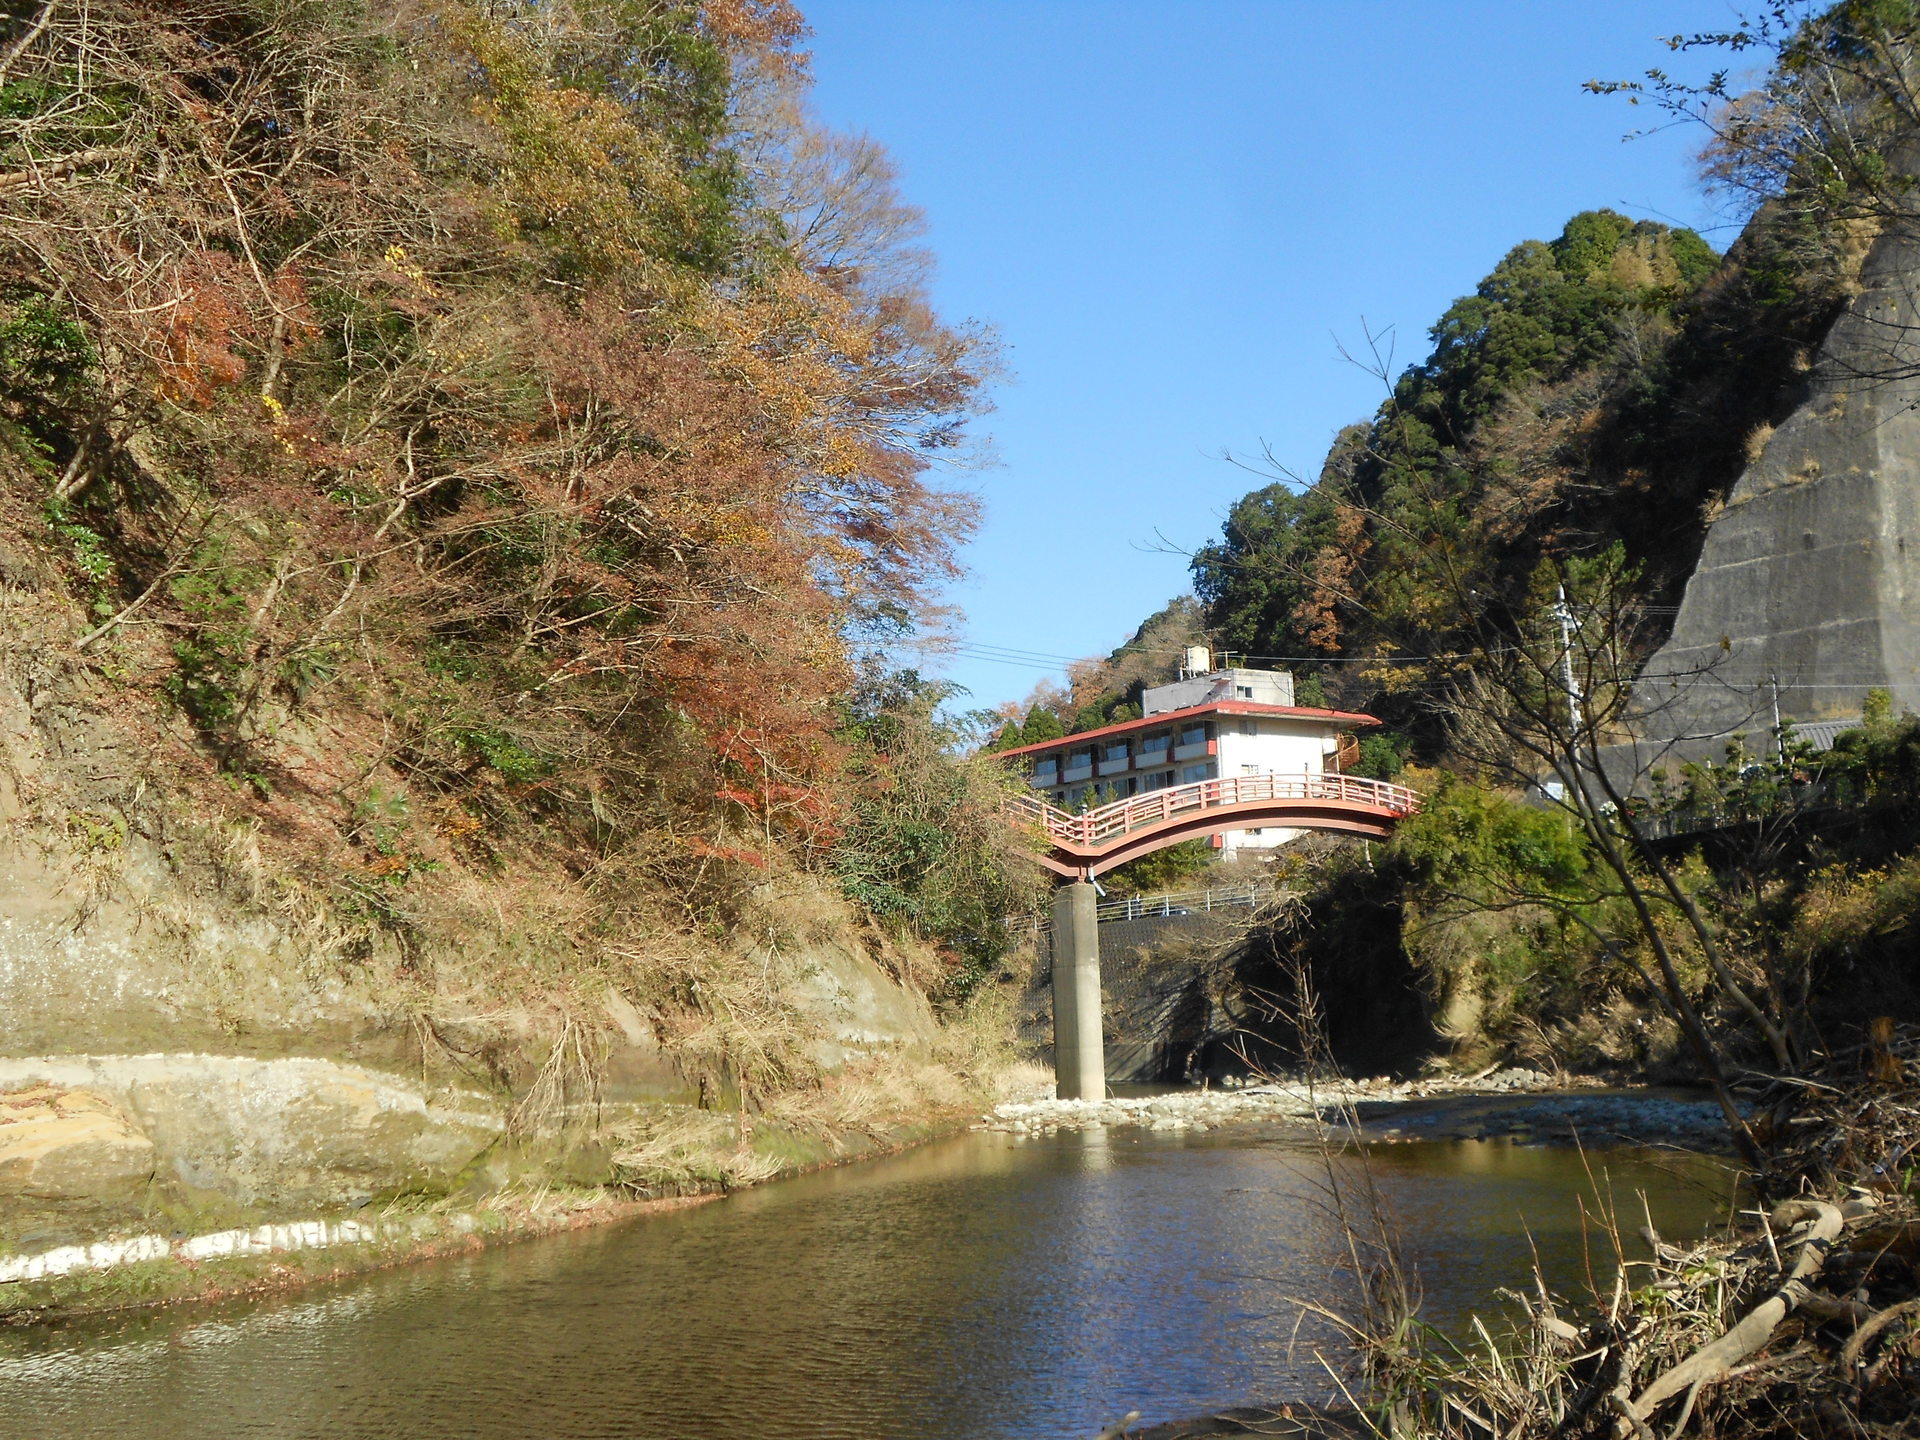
[0,631,1030,1323]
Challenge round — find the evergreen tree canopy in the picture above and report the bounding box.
[1194,211,1724,675]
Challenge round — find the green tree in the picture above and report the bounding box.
[1100,839,1216,898]
[1193,212,1724,676]
[1348,732,1411,780]
[833,672,1045,993]
[1019,704,1066,744]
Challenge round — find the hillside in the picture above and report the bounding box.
[0,0,1040,1283]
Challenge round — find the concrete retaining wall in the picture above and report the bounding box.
[1020,913,1247,1084]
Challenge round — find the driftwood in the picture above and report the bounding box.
[0,146,130,193]
[1847,1218,1920,1259]
[1840,1296,1920,1373]
[1618,1202,1843,1430]
[1359,1028,1920,1438]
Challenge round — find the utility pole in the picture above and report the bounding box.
[1553,584,1584,736]
[1769,674,1784,760]
[1547,584,1590,815]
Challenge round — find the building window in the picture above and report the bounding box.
[1242,764,1260,775]
[1033,758,1057,783]
[1236,685,1253,698]
[1141,770,1171,791]
[1239,718,1258,736]
[1179,762,1213,784]
[1138,731,1170,756]
[1102,741,1129,763]
[1179,723,1208,747]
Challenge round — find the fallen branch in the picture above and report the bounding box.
[0,2,55,87]
[74,562,178,650]
[0,146,130,193]
[1619,1200,1844,1430]
[74,509,211,651]
[1838,1296,1920,1373]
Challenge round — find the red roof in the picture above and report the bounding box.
[989,700,1380,760]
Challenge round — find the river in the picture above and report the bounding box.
[0,1118,1734,1440]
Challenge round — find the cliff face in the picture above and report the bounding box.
[0,577,957,1273]
[1633,217,1920,756]
[0,1,1020,1299]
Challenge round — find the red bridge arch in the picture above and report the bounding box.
[1006,772,1420,880]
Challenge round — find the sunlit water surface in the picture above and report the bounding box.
[0,1122,1734,1440]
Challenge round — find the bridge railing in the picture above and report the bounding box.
[1006,771,1420,850]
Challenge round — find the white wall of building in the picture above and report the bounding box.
[1211,716,1338,853]
[1022,705,1354,857]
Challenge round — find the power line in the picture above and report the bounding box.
[943,638,1497,668]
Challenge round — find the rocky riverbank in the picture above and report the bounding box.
[976,1069,1736,1149]
[0,1050,1043,1325]
[0,1098,987,1325]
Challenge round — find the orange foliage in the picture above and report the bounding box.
[0,0,991,891]
[150,258,252,406]
[1295,504,1368,653]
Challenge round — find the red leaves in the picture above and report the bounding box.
[682,835,768,869]
[8,0,985,904]
[151,257,252,407]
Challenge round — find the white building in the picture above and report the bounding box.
[995,657,1381,856]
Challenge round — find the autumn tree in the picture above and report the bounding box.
[0,0,999,951]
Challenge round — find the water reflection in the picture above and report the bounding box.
[0,1127,1732,1440]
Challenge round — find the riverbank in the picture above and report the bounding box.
[0,1107,1739,1440]
[977,1068,1734,1150]
[0,1066,1734,1329]
[1133,1035,1920,1440]
[0,1059,1720,1328]
[0,1081,1015,1326]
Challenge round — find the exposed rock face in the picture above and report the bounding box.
[1633,218,1920,761]
[0,618,946,1238]
[780,935,936,1068]
[0,1086,154,1202]
[0,1055,502,1208]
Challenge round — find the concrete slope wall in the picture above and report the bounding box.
[1020,913,1247,1084]
[1632,218,1920,760]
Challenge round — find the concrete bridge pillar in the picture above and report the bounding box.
[1050,881,1105,1101]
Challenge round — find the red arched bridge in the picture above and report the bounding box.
[1006,771,1422,880]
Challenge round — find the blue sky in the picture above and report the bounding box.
[799,1,1752,712]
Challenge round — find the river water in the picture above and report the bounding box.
[0,1120,1734,1440]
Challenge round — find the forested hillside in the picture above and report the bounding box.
[989,199,1852,760]
[0,0,1034,1112]
[1189,201,1854,729]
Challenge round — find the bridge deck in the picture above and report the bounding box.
[1007,772,1420,878]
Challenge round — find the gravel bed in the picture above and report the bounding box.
[975,1083,1346,1137]
[976,1068,1735,1148]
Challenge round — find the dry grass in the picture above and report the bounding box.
[605,1108,784,1195]
[1235,949,1920,1439]
[1338,1030,1920,1439]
